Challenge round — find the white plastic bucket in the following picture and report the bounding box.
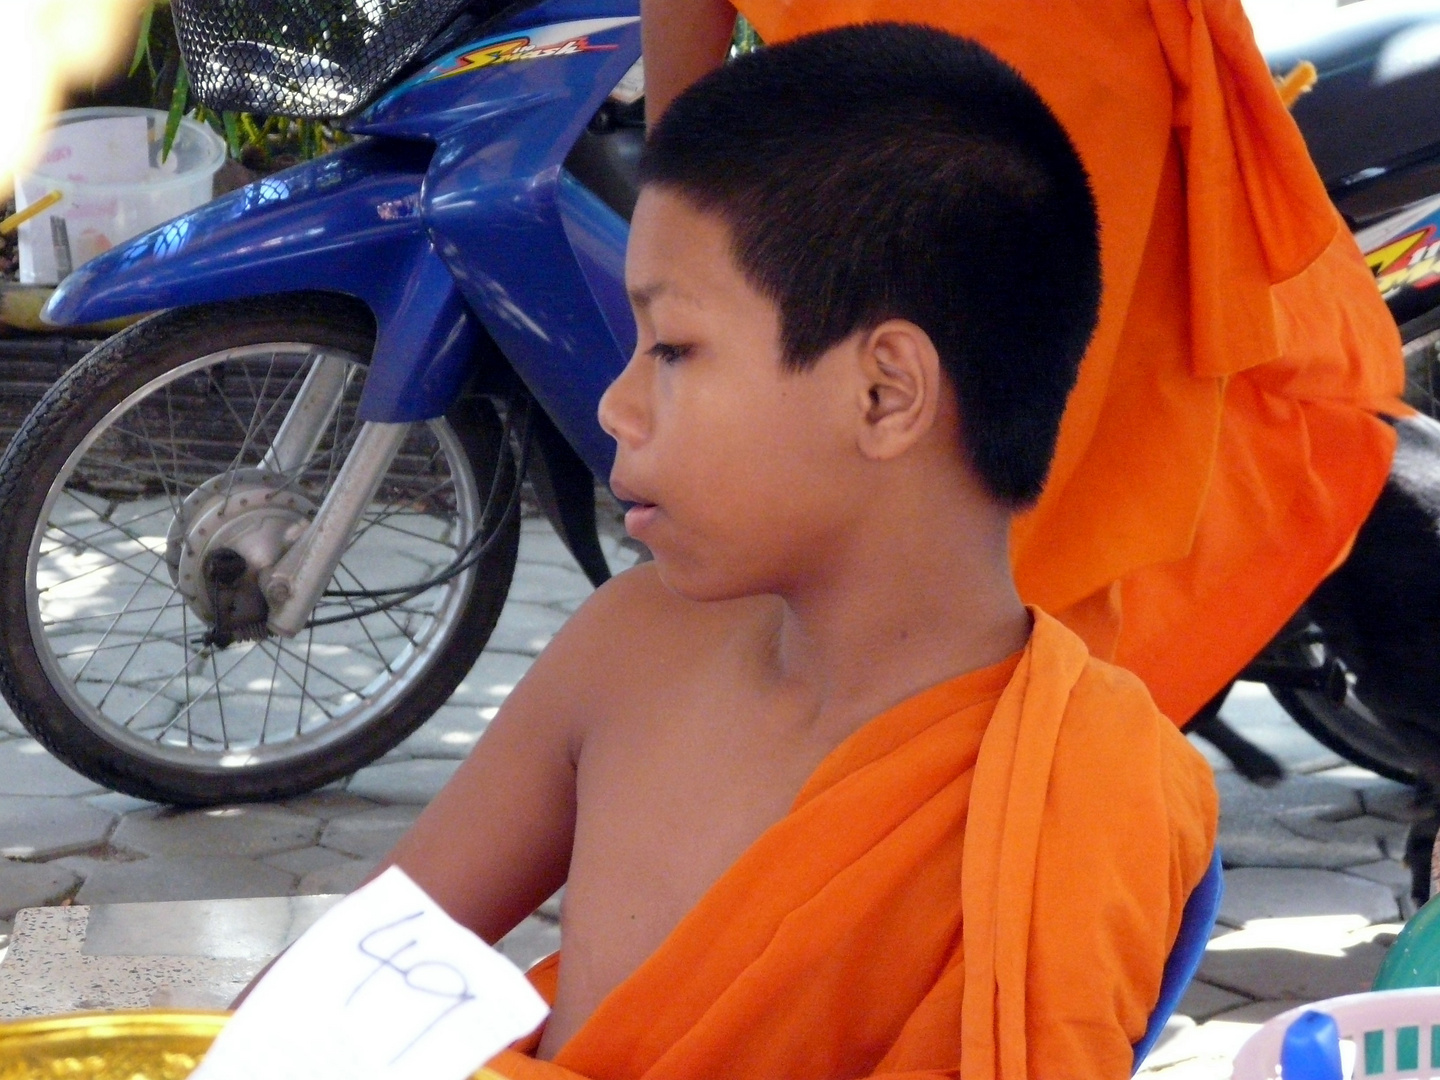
[14,107,226,285]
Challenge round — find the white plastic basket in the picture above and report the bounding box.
[1233,988,1440,1079]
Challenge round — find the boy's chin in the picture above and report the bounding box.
[652,557,771,605]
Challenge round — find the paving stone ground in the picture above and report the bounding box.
[0,512,640,971]
[0,511,1425,1077]
[1141,683,1423,1078]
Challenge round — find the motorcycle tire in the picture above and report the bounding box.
[1259,305,1440,790]
[1271,685,1421,787]
[0,293,521,805]
[1253,611,1420,786]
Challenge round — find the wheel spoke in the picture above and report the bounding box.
[255,636,342,724]
[116,648,206,730]
[325,565,398,671]
[147,643,253,744]
[44,602,187,625]
[70,553,177,686]
[87,587,186,703]
[207,647,229,748]
[128,408,184,515]
[40,522,165,585]
[16,333,501,798]
[335,557,425,648]
[55,634,189,660]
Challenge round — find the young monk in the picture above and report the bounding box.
[381,25,1217,1080]
[641,0,1408,725]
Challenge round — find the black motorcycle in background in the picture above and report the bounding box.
[1195,0,1440,894]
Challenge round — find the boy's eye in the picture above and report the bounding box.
[648,342,692,364]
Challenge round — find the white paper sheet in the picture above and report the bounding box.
[189,867,549,1080]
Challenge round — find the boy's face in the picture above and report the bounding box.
[601,188,867,602]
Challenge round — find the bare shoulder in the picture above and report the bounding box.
[562,559,737,646]
[379,561,763,939]
[530,560,763,711]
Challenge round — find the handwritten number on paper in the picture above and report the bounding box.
[190,869,547,1080]
[349,911,479,1064]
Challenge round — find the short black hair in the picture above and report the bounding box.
[638,23,1101,506]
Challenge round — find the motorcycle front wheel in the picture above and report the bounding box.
[0,294,520,805]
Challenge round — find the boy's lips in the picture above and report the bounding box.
[611,481,659,538]
[623,502,659,538]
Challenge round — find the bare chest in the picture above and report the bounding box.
[536,680,835,1056]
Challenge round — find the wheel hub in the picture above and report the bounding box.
[165,470,316,637]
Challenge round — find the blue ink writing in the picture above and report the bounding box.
[348,911,477,1064]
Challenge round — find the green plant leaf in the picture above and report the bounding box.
[129,2,155,77]
[239,113,263,151]
[222,111,242,159]
[161,58,189,162]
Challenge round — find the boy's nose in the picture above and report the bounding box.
[598,352,651,448]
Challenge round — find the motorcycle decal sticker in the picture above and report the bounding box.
[421,19,638,83]
[1370,223,1440,297]
[1368,228,1430,277]
[432,35,616,78]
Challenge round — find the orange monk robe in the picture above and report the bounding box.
[734,0,1406,722]
[483,611,1217,1080]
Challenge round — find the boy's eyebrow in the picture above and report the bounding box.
[628,282,666,310]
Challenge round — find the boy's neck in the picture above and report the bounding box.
[765,479,1029,737]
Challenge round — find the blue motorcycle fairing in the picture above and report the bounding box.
[43,0,642,469]
[558,171,635,360]
[355,13,640,139]
[419,56,638,475]
[391,3,640,476]
[425,164,630,475]
[357,246,480,423]
[45,140,430,326]
[41,140,483,424]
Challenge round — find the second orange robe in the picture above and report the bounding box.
[736,0,1406,722]
[482,611,1217,1080]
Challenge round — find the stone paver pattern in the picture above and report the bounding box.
[1142,684,1422,1078]
[0,513,635,971]
[0,510,1427,1077]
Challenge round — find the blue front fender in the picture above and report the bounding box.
[43,139,481,423]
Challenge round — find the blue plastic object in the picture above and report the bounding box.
[1132,851,1226,1073]
[1280,1011,1345,1080]
[43,0,641,477]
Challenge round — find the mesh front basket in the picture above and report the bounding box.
[171,0,475,118]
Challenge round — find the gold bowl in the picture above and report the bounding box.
[0,1010,510,1078]
[0,1010,226,1080]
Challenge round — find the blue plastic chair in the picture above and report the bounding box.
[1131,850,1226,1073]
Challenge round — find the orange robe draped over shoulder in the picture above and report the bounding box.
[484,612,1217,1080]
[735,0,1405,721]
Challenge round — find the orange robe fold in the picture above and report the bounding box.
[483,611,1217,1080]
[735,0,1406,721]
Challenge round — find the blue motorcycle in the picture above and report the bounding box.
[0,0,646,803]
[16,0,1440,808]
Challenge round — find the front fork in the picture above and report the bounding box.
[253,356,409,637]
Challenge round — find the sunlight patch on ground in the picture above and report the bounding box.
[1210,915,1404,959]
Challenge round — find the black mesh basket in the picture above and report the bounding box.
[170,0,475,118]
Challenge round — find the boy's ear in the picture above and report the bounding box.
[855,319,942,461]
